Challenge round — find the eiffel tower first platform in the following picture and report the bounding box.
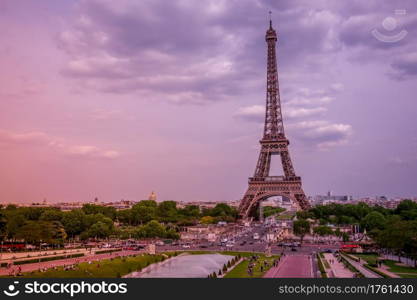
[238,18,310,219]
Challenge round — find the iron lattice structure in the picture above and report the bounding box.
[238,20,310,219]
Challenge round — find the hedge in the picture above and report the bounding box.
[363,264,390,278]
[13,253,84,265]
[339,255,364,277]
[341,252,360,262]
[317,254,328,278]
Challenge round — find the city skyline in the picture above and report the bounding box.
[1,0,417,204]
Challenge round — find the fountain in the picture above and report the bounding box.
[130,254,234,278]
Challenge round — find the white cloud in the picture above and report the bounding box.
[234,105,264,122]
[285,106,327,118]
[234,105,327,122]
[0,129,120,159]
[288,120,353,150]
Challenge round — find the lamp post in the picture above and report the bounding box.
[39,240,42,263]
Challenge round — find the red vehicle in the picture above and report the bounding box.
[340,244,360,252]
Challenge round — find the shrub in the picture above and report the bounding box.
[317,254,327,278]
[363,264,390,278]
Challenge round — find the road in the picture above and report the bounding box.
[264,255,313,278]
[158,223,340,255]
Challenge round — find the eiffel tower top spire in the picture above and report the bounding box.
[269,10,272,29]
[263,14,285,141]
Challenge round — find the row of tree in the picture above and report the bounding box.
[116,200,237,226]
[294,200,417,258]
[0,201,237,245]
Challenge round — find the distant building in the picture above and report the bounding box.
[312,192,353,206]
[148,191,157,201]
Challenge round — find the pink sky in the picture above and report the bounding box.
[1,1,417,204]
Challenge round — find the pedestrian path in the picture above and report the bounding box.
[264,255,313,278]
[0,250,141,276]
[342,254,381,278]
[323,253,354,278]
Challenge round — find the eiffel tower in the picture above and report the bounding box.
[238,18,310,219]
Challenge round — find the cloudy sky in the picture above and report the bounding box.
[1,0,417,203]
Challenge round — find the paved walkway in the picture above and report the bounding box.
[323,253,354,278]
[0,250,141,276]
[341,255,381,278]
[378,264,400,278]
[0,248,117,263]
[264,255,313,278]
[382,254,416,267]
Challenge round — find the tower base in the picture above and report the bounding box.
[238,177,310,219]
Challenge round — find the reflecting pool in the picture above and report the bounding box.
[132,254,234,278]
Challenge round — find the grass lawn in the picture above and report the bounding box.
[398,274,417,278]
[187,250,279,278]
[383,260,417,274]
[224,254,279,278]
[354,254,379,265]
[276,215,293,220]
[19,254,169,278]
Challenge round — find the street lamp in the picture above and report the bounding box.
[39,240,42,263]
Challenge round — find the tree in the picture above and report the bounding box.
[61,209,87,237]
[82,204,117,220]
[117,209,133,225]
[208,203,237,219]
[313,225,333,237]
[157,201,178,223]
[263,206,286,218]
[200,216,215,224]
[341,232,349,242]
[40,209,63,222]
[0,210,6,240]
[84,213,114,230]
[131,201,157,225]
[293,219,310,245]
[179,205,200,218]
[395,200,417,220]
[374,219,417,260]
[5,211,26,239]
[15,221,66,245]
[84,221,113,239]
[361,211,386,231]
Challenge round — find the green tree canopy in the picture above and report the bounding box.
[361,211,386,231]
[293,219,311,244]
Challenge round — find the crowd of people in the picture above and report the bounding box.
[245,254,281,276]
